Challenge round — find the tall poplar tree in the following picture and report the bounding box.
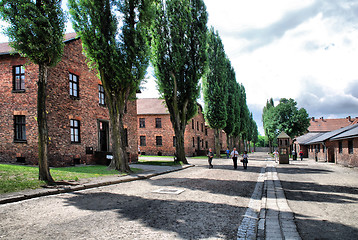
[223,61,236,149]
[150,0,208,164]
[0,0,65,183]
[203,28,228,157]
[69,0,151,172]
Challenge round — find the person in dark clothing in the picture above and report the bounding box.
[207,148,214,168]
[242,151,248,169]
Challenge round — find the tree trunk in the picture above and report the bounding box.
[174,127,187,164]
[214,128,221,158]
[107,97,131,172]
[37,64,54,183]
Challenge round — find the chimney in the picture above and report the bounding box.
[347,116,352,122]
[311,117,315,121]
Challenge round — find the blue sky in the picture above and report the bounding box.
[2,0,358,135]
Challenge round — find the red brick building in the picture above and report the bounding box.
[0,33,138,167]
[294,116,358,166]
[137,98,227,156]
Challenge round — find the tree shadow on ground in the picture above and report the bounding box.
[277,166,333,175]
[64,192,245,239]
[278,180,358,204]
[148,177,258,198]
[292,212,358,239]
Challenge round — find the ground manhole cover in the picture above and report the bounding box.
[152,188,184,195]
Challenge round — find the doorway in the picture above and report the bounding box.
[99,120,109,152]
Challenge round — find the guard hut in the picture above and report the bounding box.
[277,131,290,164]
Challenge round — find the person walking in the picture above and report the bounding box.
[273,149,279,163]
[230,147,239,169]
[226,147,230,159]
[207,148,214,169]
[242,151,248,169]
[299,150,304,161]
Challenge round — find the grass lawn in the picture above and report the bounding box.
[0,164,140,194]
[136,159,183,166]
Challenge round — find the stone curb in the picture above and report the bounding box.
[0,164,194,205]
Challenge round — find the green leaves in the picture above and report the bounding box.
[151,0,208,123]
[0,0,66,67]
[262,98,310,140]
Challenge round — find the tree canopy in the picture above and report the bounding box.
[150,0,208,163]
[69,0,152,172]
[0,0,66,183]
[262,98,310,146]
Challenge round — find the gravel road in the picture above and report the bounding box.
[0,153,268,240]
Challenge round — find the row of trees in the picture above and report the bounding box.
[203,28,258,157]
[0,0,258,182]
[262,98,310,152]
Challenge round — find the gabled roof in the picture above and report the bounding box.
[277,132,290,139]
[137,98,169,115]
[295,132,324,145]
[308,117,355,132]
[0,32,78,56]
[306,123,358,144]
[331,124,358,141]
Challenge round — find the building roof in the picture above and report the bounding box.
[295,132,324,145]
[306,123,358,144]
[137,98,169,115]
[331,124,358,141]
[308,116,356,132]
[277,132,290,139]
[0,32,78,55]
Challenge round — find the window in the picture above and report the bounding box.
[155,118,162,128]
[197,121,199,130]
[69,73,79,98]
[201,123,203,132]
[140,136,146,146]
[338,141,343,153]
[139,118,145,128]
[202,138,204,148]
[14,115,26,142]
[173,136,176,147]
[13,65,25,91]
[205,141,208,149]
[348,140,353,154]
[192,119,194,129]
[70,119,80,143]
[205,128,208,136]
[192,137,195,147]
[98,85,105,105]
[317,144,320,152]
[156,136,162,146]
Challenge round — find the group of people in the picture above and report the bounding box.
[207,147,248,169]
[273,149,304,163]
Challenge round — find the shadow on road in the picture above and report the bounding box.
[64,192,244,239]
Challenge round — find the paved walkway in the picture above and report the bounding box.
[237,157,301,240]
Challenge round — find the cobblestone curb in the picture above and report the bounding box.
[238,161,301,240]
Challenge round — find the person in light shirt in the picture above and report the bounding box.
[230,147,239,169]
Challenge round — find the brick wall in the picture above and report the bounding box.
[334,138,358,167]
[0,38,138,167]
[137,104,227,156]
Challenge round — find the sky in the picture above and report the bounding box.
[1,0,358,135]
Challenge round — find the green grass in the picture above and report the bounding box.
[0,164,140,194]
[136,159,183,166]
[140,155,174,158]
